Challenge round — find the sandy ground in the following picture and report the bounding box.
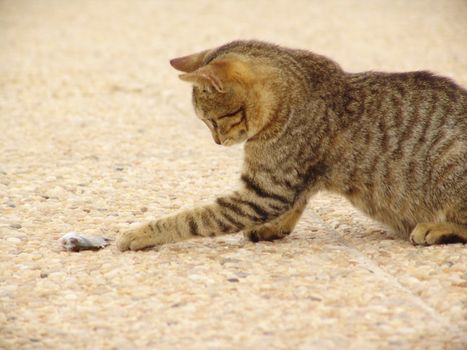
[1,0,466,349]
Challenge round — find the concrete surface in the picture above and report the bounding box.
[0,1,466,349]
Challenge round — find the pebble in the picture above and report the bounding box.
[64,293,78,300]
[0,285,17,297]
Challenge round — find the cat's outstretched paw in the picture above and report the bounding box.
[410,223,467,246]
[243,225,290,243]
[116,224,159,251]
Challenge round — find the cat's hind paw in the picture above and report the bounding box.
[116,224,159,251]
[410,223,467,246]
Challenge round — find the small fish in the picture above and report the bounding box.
[59,232,111,252]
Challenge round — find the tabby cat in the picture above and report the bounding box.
[116,40,467,251]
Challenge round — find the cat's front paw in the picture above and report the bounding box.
[243,225,290,243]
[116,223,159,251]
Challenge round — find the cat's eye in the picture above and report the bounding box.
[218,107,243,120]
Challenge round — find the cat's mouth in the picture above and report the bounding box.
[212,133,221,145]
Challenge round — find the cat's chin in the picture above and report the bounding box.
[220,136,248,146]
[220,138,238,146]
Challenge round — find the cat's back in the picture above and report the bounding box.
[348,70,466,122]
[328,70,466,233]
[344,70,466,151]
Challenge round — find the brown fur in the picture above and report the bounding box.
[117,40,467,251]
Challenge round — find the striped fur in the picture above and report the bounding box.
[117,40,467,251]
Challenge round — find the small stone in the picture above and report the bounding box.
[308,296,322,302]
[220,258,242,265]
[65,293,78,300]
[40,272,48,279]
[140,207,148,212]
[227,278,239,283]
[235,272,249,278]
[9,223,22,229]
[0,285,17,297]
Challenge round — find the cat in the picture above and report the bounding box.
[116,40,467,251]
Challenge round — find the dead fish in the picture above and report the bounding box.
[59,232,111,252]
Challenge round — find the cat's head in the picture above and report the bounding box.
[170,42,280,146]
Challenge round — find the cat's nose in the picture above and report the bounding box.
[213,135,221,145]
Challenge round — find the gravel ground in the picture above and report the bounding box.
[1,1,466,349]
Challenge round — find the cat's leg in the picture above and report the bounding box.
[243,198,307,242]
[116,187,294,251]
[410,222,467,245]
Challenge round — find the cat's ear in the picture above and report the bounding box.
[177,56,254,93]
[178,65,225,93]
[170,50,211,73]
